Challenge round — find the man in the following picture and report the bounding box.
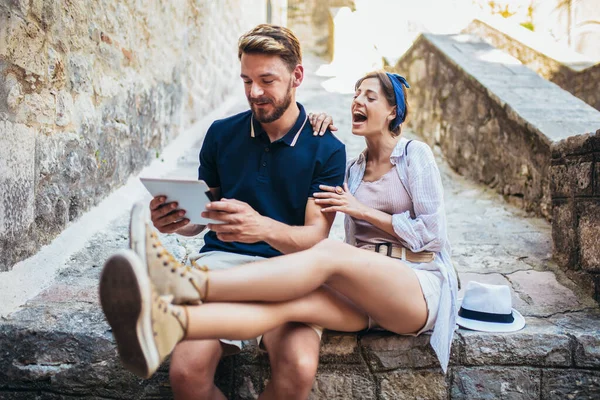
[149,25,345,399]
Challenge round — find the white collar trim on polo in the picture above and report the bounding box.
[250,114,308,147]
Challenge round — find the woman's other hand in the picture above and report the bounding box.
[314,183,369,219]
[308,112,338,136]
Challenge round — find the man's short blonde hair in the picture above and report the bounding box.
[238,24,302,72]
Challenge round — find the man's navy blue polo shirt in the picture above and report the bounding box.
[198,102,346,258]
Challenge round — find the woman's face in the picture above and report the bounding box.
[351,78,396,137]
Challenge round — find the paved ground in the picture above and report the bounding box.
[2,54,597,326]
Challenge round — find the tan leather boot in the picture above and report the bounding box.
[129,202,208,304]
[100,249,188,379]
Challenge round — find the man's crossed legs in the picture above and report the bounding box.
[169,252,322,400]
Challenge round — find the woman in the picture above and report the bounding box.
[99,71,459,379]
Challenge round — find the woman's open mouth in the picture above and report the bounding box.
[352,111,367,126]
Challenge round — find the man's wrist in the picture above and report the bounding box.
[176,224,204,237]
[259,216,278,243]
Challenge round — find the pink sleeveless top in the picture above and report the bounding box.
[353,167,414,248]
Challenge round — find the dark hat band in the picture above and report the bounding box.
[458,307,515,324]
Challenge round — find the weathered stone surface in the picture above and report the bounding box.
[460,319,571,367]
[309,366,376,400]
[377,369,447,400]
[549,129,600,301]
[320,332,361,364]
[463,18,600,112]
[0,120,36,272]
[542,369,600,399]
[550,160,594,198]
[579,202,600,272]
[508,270,585,316]
[0,0,285,271]
[550,311,600,368]
[451,367,541,399]
[361,331,441,370]
[552,200,578,269]
[397,33,600,222]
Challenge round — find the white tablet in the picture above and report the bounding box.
[140,177,218,225]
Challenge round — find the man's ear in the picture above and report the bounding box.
[292,64,304,88]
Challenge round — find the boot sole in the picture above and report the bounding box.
[99,250,159,378]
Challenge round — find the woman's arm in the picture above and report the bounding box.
[314,184,398,236]
[316,145,447,253]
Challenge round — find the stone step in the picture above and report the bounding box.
[1,284,599,399]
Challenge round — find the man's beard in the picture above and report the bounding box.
[248,82,293,124]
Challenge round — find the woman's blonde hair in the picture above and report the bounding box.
[355,71,409,137]
[238,24,302,72]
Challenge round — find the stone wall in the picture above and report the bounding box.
[551,130,600,302]
[395,33,600,301]
[288,0,355,58]
[395,33,600,219]
[463,18,600,111]
[0,0,284,271]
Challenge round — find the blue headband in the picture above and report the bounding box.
[385,73,410,130]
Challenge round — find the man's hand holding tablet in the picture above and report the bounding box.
[140,178,219,236]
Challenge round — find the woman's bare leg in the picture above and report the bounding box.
[185,285,368,340]
[206,239,428,334]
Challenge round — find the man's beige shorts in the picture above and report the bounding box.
[191,251,323,355]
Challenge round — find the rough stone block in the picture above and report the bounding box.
[361,331,440,371]
[550,310,600,368]
[0,121,36,271]
[460,320,571,367]
[552,200,578,269]
[572,160,594,197]
[0,12,47,76]
[320,332,361,364]
[578,201,600,272]
[553,130,600,158]
[508,270,584,316]
[15,90,55,125]
[550,163,570,198]
[227,363,269,400]
[309,366,376,400]
[55,90,74,126]
[542,369,600,399]
[377,369,447,400]
[595,162,600,196]
[451,366,541,399]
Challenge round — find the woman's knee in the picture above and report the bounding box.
[313,239,350,263]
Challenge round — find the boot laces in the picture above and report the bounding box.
[152,292,184,335]
[149,228,208,298]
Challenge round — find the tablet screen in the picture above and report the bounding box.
[140,178,217,225]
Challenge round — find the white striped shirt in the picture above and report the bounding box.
[344,137,459,373]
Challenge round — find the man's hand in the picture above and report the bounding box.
[149,196,191,234]
[202,198,270,243]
